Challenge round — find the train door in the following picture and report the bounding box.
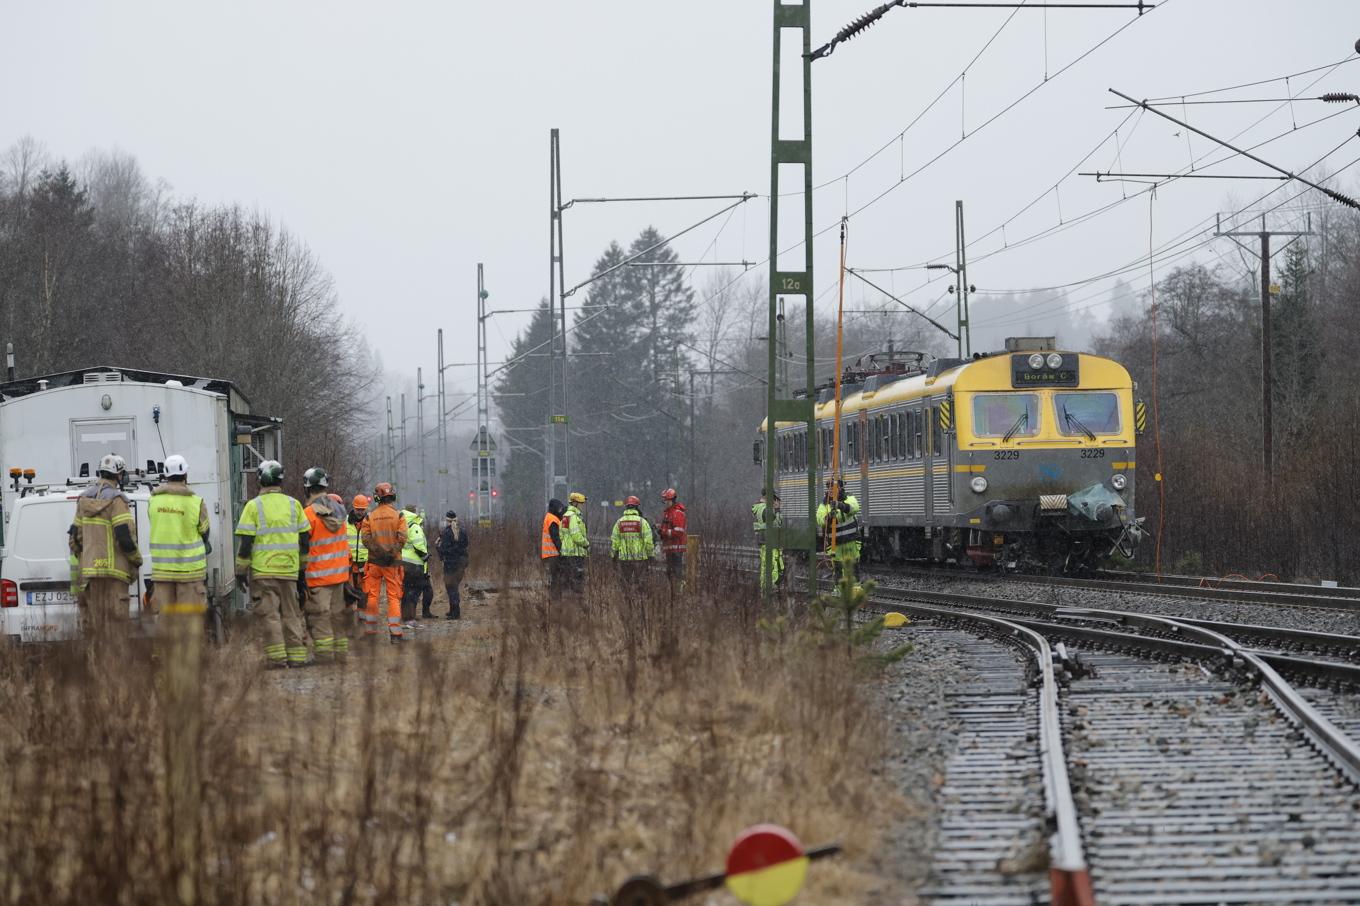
[933,400,953,512]
[858,409,870,525]
[923,403,936,522]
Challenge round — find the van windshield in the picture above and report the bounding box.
[12,499,77,560]
[972,394,1039,438]
[1055,392,1120,436]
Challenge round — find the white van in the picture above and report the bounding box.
[0,483,152,643]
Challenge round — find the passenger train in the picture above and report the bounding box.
[756,337,1144,573]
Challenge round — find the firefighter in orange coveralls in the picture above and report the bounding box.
[360,482,407,642]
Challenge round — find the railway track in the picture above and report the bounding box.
[713,543,1360,612]
[969,569,1360,614]
[882,590,1360,904]
[706,548,1360,899]
[868,580,1360,677]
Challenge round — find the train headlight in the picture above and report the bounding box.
[1046,352,1063,369]
[970,476,989,494]
[1111,473,1127,491]
[1028,353,1045,369]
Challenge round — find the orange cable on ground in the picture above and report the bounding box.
[1148,191,1167,580]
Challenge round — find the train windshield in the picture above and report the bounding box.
[1055,392,1120,436]
[971,393,1039,438]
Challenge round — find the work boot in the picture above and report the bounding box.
[421,606,433,619]
[446,602,460,620]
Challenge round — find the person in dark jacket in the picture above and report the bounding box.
[434,510,470,620]
[541,498,565,592]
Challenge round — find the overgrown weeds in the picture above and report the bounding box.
[0,534,898,904]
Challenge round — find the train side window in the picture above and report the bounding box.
[870,417,879,463]
[890,413,900,460]
[926,407,936,456]
[914,410,924,459]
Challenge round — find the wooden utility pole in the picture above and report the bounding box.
[1215,212,1312,492]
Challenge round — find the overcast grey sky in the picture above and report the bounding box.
[4,0,1357,393]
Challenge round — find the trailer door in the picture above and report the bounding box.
[70,418,137,478]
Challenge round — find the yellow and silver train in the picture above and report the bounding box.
[756,337,1144,572]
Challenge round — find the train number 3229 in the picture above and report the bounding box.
[993,450,1020,461]
[1080,449,1106,459]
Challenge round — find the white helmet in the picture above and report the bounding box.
[98,453,123,477]
[164,454,189,478]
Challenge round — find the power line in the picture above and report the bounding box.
[855,91,1359,286]
[974,153,1360,328]
[1109,87,1360,208]
[809,0,1154,62]
[1146,56,1360,102]
[792,2,1166,255]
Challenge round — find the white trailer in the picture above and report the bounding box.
[0,366,282,630]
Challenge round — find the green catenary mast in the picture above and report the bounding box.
[763,0,820,599]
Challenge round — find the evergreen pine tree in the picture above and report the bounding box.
[494,298,554,517]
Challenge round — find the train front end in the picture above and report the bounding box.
[951,346,1142,572]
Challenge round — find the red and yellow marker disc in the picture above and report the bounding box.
[724,824,810,906]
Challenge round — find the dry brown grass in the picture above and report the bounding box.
[0,534,899,905]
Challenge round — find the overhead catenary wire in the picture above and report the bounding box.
[973,135,1358,326]
[790,3,1167,257]
[855,98,1359,303]
[975,148,1360,328]
[1109,87,1360,209]
[808,0,1154,62]
[1145,56,1360,102]
[562,194,757,298]
[1106,93,1360,108]
[684,3,1170,325]
[855,54,1353,277]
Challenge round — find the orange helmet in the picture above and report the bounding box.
[352,494,370,510]
[660,488,677,501]
[373,482,395,500]
[624,495,640,507]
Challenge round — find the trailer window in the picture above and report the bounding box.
[1055,392,1120,436]
[972,393,1040,438]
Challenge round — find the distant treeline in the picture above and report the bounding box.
[0,138,378,491]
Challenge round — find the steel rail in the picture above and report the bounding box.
[1096,567,1360,600]
[875,600,1094,905]
[870,585,1360,785]
[713,544,1360,608]
[861,559,1360,612]
[867,582,1360,675]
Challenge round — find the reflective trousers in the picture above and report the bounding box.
[303,582,350,660]
[81,577,131,637]
[830,540,861,582]
[362,563,403,638]
[252,577,307,665]
[561,556,586,593]
[758,545,784,590]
